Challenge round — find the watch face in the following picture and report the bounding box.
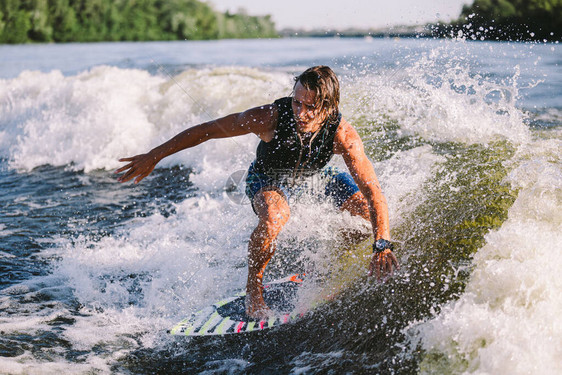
[376,239,392,251]
[373,239,393,253]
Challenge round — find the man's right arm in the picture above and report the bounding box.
[116,104,277,184]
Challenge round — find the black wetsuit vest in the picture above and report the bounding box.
[253,97,342,178]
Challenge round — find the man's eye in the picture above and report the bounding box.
[292,99,315,111]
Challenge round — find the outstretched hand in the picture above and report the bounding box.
[115,153,159,184]
[368,249,399,280]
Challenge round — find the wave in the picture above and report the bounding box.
[0,66,290,174]
[1,50,531,174]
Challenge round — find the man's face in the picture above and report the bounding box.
[292,81,324,134]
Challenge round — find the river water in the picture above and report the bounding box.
[0,37,561,374]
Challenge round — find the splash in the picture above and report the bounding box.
[0,66,290,173]
[344,41,530,146]
[1,38,558,373]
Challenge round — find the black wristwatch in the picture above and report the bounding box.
[373,239,394,254]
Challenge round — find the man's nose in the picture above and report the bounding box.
[296,104,309,119]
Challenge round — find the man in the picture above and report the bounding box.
[116,66,398,318]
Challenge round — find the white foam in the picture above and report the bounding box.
[0,68,162,171]
[0,223,16,238]
[343,42,531,146]
[0,66,290,173]
[34,193,254,360]
[1,52,532,176]
[375,146,444,226]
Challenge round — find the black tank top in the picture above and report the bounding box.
[253,97,342,178]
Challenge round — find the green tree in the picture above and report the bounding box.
[118,0,159,41]
[50,0,78,42]
[102,1,122,41]
[71,0,110,41]
[2,11,31,43]
[156,0,219,40]
[1,0,30,43]
[0,10,5,39]
[216,9,276,39]
[28,0,53,42]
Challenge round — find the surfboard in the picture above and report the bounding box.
[169,274,306,336]
[169,240,374,337]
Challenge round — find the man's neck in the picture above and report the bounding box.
[297,126,323,145]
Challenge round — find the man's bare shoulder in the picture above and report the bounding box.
[334,118,363,155]
[239,103,278,142]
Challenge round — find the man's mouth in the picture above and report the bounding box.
[295,118,307,126]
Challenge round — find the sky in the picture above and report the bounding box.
[207,0,471,30]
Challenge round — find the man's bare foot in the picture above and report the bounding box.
[245,290,273,320]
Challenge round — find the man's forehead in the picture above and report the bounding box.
[293,82,317,104]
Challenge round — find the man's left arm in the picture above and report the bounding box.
[334,119,399,278]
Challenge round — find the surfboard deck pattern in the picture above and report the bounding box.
[169,274,305,336]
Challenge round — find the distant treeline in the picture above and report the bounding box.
[279,0,561,42]
[0,0,277,44]
[433,0,561,41]
[283,0,561,42]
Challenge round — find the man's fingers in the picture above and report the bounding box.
[368,250,399,280]
[117,172,134,183]
[115,157,144,183]
[134,173,148,184]
[392,253,400,269]
[368,254,381,279]
[115,157,136,176]
[384,256,394,275]
[117,167,142,183]
[115,162,133,174]
[115,154,156,184]
[381,256,389,277]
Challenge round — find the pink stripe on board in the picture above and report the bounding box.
[259,320,265,330]
[283,314,290,324]
[235,322,245,333]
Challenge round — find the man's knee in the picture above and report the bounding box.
[341,191,370,220]
[254,189,291,228]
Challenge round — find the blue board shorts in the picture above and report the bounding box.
[245,163,360,213]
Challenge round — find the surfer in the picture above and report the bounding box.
[116,66,398,319]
